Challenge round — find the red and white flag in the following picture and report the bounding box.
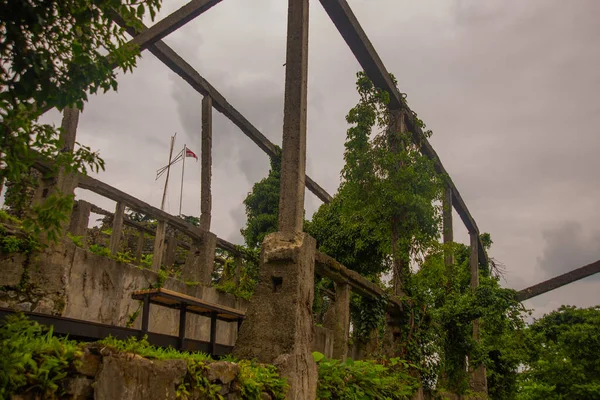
[185,148,198,160]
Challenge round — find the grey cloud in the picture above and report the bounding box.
[536,221,600,279]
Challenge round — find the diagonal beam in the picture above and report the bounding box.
[319,0,486,264]
[112,13,333,204]
[516,259,600,301]
[127,0,223,52]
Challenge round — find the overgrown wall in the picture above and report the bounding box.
[0,240,334,355]
[0,240,245,344]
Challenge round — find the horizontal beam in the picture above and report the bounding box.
[78,175,205,241]
[319,0,487,264]
[112,13,333,204]
[128,0,222,52]
[315,251,402,314]
[517,259,600,301]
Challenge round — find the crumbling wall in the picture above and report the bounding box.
[0,240,246,344]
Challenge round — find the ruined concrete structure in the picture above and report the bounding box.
[18,0,600,398]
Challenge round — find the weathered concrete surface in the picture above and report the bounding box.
[0,240,247,345]
[183,231,217,285]
[200,95,213,231]
[278,0,310,235]
[68,200,92,239]
[233,232,317,399]
[312,325,333,359]
[95,354,187,400]
[323,281,350,360]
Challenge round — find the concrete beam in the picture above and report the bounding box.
[111,13,333,204]
[127,0,222,52]
[517,259,600,301]
[78,175,206,242]
[319,0,486,263]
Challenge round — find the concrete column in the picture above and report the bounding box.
[233,232,317,400]
[164,236,177,267]
[470,232,488,394]
[68,200,92,239]
[277,0,310,235]
[135,229,145,264]
[151,220,167,271]
[109,202,125,256]
[182,232,217,284]
[233,256,243,285]
[200,96,212,232]
[323,281,351,360]
[235,2,317,398]
[33,107,81,206]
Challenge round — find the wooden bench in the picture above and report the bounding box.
[131,288,245,354]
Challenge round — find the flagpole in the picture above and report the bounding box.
[161,133,176,211]
[179,144,186,216]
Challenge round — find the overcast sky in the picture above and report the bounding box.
[36,0,599,318]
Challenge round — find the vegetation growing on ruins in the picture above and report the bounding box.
[0,0,163,242]
[0,314,288,400]
[313,351,419,399]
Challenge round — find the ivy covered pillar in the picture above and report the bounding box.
[443,186,454,270]
[470,232,488,395]
[234,0,317,398]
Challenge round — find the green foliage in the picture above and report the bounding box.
[0,225,40,255]
[350,294,389,344]
[140,253,153,267]
[241,151,281,249]
[66,233,84,248]
[340,72,444,291]
[0,210,22,225]
[306,195,389,277]
[0,315,288,400]
[214,247,260,300]
[0,314,83,399]
[0,0,162,241]
[517,305,600,400]
[313,352,419,399]
[236,360,288,400]
[88,243,110,257]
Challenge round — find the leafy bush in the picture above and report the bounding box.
[313,352,419,399]
[0,314,82,399]
[1,315,288,400]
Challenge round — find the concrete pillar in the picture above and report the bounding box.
[33,107,80,207]
[109,202,125,256]
[151,220,167,271]
[182,231,217,284]
[323,282,351,360]
[200,96,212,232]
[235,1,317,398]
[277,0,310,235]
[164,236,177,267]
[388,108,409,297]
[135,229,145,264]
[233,232,317,400]
[68,200,92,239]
[470,232,488,394]
[233,256,243,285]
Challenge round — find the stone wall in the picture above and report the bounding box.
[11,345,276,400]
